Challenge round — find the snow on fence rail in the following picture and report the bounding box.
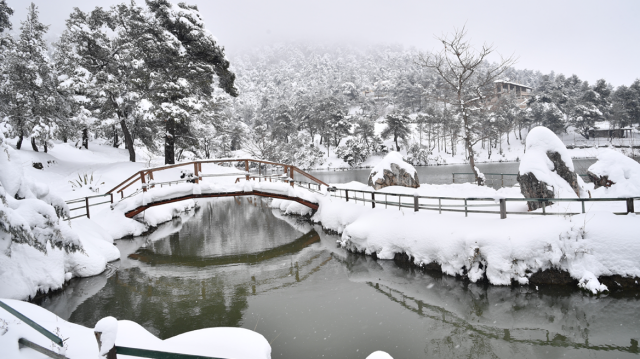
[329,188,638,219]
[452,172,591,187]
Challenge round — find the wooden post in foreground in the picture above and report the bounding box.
[94,317,118,359]
[627,198,635,214]
[371,193,375,208]
[500,198,507,219]
[414,194,419,212]
[85,197,90,219]
[345,190,349,202]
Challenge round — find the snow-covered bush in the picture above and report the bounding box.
[0,131,80,254]
[335,138,368,167]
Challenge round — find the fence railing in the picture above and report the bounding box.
[107,159,329,200]
[65,193,113,221]
[330,187,638,219]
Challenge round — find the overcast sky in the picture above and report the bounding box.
[8,0,640,87]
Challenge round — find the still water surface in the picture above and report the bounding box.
[37,195,640,358]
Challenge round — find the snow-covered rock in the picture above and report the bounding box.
[368,151,419,190]
[587,149,640,196]
[517,126,585,210]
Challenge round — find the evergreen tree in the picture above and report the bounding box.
[0,0,12,33]
[3,3,57,151]
[145,0,237,164]
[381,110,411,151]
[56,3,153,160]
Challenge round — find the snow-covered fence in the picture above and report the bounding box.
[0,300,67,359]
[330,188,639,219]
[65,193,114,220]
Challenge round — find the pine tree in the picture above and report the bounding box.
[56,3,150,160]
[381,111,411,151]
[3,3,57,151]
[0,0,12,33]
[145,0,238,164]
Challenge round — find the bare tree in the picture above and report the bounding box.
[419,26,516,185]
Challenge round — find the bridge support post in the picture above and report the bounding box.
[140,171,147,192]
[245,160,250,181]
[193,162,199,184]
[290,167,294,187]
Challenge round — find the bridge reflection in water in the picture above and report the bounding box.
[35,197,640,359]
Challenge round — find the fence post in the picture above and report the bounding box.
[581,200,585,214]
[110,193,113,204]
[542,201,546,215]
[140,171,147,192]
[85,197,90,219]
[372,193,376,208]
[464,199,468,217]
[452,173,455,184]
[398,195,401,210]
[501,174,504,188]
[439,198,442,214]
[500,198,506,219]
[414,194,419,212]
[345,190,349,202]
[627,198,635,214]
[94,318,117,359]
[193,162,199,184]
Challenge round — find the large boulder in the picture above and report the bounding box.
[368,152,419,190]
[517,126,584,210]
[587,149,640,195]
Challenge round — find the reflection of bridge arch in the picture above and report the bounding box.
[106,158,327,218]
[129,230,321,267]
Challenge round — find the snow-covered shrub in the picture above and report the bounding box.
[335,138,368,167]
[0,131,81,255]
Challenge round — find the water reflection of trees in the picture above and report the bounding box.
[337,254,640,357]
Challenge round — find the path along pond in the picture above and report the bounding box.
[37,162,640,359]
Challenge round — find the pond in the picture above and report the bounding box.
[36,196,640,358]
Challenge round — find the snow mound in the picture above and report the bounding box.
[588,149,640,197]
[367,351,394,359]
[519,126,583,198]
[370,151,416,183]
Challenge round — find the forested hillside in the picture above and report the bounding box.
[1,1,639,172]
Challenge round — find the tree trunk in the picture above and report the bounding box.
[119,119,135,162]
[17,131,23,150]
[82,128,89,149]
[31,137,39,152]
[113,125,119,147]
[164,118,176,164]
[394,134,400,151]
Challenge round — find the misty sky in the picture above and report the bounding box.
[7,0,640,87]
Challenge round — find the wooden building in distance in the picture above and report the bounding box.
[493,80,533,108]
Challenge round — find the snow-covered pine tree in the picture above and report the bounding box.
[145,0,238,164]
[2,3,58,152]
[381,110,411,152]
[0,0,12,33]
[56,3,151,161]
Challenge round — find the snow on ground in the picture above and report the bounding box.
[0,299,271,359]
